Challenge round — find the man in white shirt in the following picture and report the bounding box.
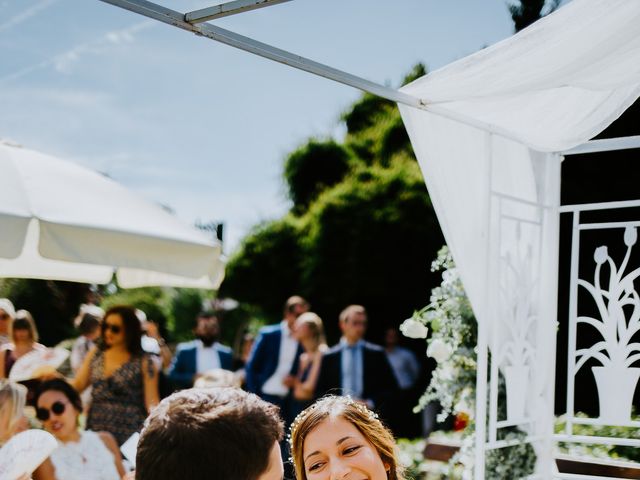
[168,312,233,390]
[246,296,309,425]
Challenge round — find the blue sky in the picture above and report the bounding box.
[0,0,515,252]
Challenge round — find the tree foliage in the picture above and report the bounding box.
[220,217,305,323]
[223,63,444,342]
[284,140,354,214]
[508,0,560,32]
[0,279,89,346]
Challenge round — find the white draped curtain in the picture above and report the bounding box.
[398,0,640,477]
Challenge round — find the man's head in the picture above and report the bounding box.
[283,296,309,328]
[0,298,16,336]
[194,312,220,347]
[339,305,367,344]
[385,327,400,349]
[136,387,284,480]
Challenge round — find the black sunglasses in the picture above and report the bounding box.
[104,323,122,334]
[36,401,67,421]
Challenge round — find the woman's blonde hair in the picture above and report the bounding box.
[9,309,39,343]
[296,312,327,352]
[0,380,27,445]
[290,396,405,480]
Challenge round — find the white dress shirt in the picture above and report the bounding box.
[262,321,298,397]
[196,340,221,373]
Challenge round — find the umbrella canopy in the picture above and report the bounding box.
[0,140,224,289]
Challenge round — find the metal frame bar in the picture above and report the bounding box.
[560,198,640,213]
[561,135,640,155]
[97,0,548,146]
[554,434,640,448]
[565,211,580,436]
[185,0,292,24]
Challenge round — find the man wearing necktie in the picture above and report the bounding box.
[315,305,398,419]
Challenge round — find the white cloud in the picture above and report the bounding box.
[0,0,58,34]
[0,19,154,83]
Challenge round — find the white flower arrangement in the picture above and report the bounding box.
[399,317,429,339]
[402,246,536,479]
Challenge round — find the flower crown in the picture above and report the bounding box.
[287,396,380,454]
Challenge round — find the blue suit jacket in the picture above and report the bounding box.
[168,341,233,390]
[245,323,302,396]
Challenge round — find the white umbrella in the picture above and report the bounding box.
[0,140,224,289]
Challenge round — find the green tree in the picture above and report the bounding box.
[284,140,355,214]
[508,0,560,32]
[223,64,444,342]
[0,279,90,345]
[220,217,305,322]
[299,158,443,341]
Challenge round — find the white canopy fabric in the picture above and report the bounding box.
[398,0,640,476]
[399,0,640,328]
[0,141,224,289]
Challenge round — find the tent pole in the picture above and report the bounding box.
[185,0,293,24]
[97,0,536,145]
[97,0,424,109]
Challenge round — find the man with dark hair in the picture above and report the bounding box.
[135,387,284,480]
[168,312,233,390]
[245,296,309,425]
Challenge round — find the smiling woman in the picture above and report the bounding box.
[290,396,405,480]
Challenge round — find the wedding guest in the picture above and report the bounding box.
[290,395,406,480]
[287,312,326,416]
[135,387,284,480]
[137,309,172,370]
[0,310,46,379]
[72,305,159,445]
[315,305,398,416]
[0,380,55,479]
[246,295,309,425]
[0,380,28,445]
[231,332,255,388]
[384,326,422,437]
[192,368,240,389]
[0,298,16,347]
[168,312,233,390]
[34,379,125,480]
[0,310,47,405]
[70,305,104,373]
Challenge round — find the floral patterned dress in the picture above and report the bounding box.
[86,350,148,445]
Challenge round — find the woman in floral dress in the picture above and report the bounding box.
[72,305,159,445]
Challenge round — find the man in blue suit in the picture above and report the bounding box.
[168,312,233,390]
[245,296,309,425]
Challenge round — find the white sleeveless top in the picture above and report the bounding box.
[50,430,120,480]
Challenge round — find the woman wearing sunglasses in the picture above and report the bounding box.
[72,305,159,446]
[33,378,125,480]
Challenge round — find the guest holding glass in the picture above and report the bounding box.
[72,305,159,445]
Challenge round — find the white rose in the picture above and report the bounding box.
[399,318,429,339]
[427,339,453,362]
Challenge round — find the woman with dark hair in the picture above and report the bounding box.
[33,378,125,480]
[72,305,159,445]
